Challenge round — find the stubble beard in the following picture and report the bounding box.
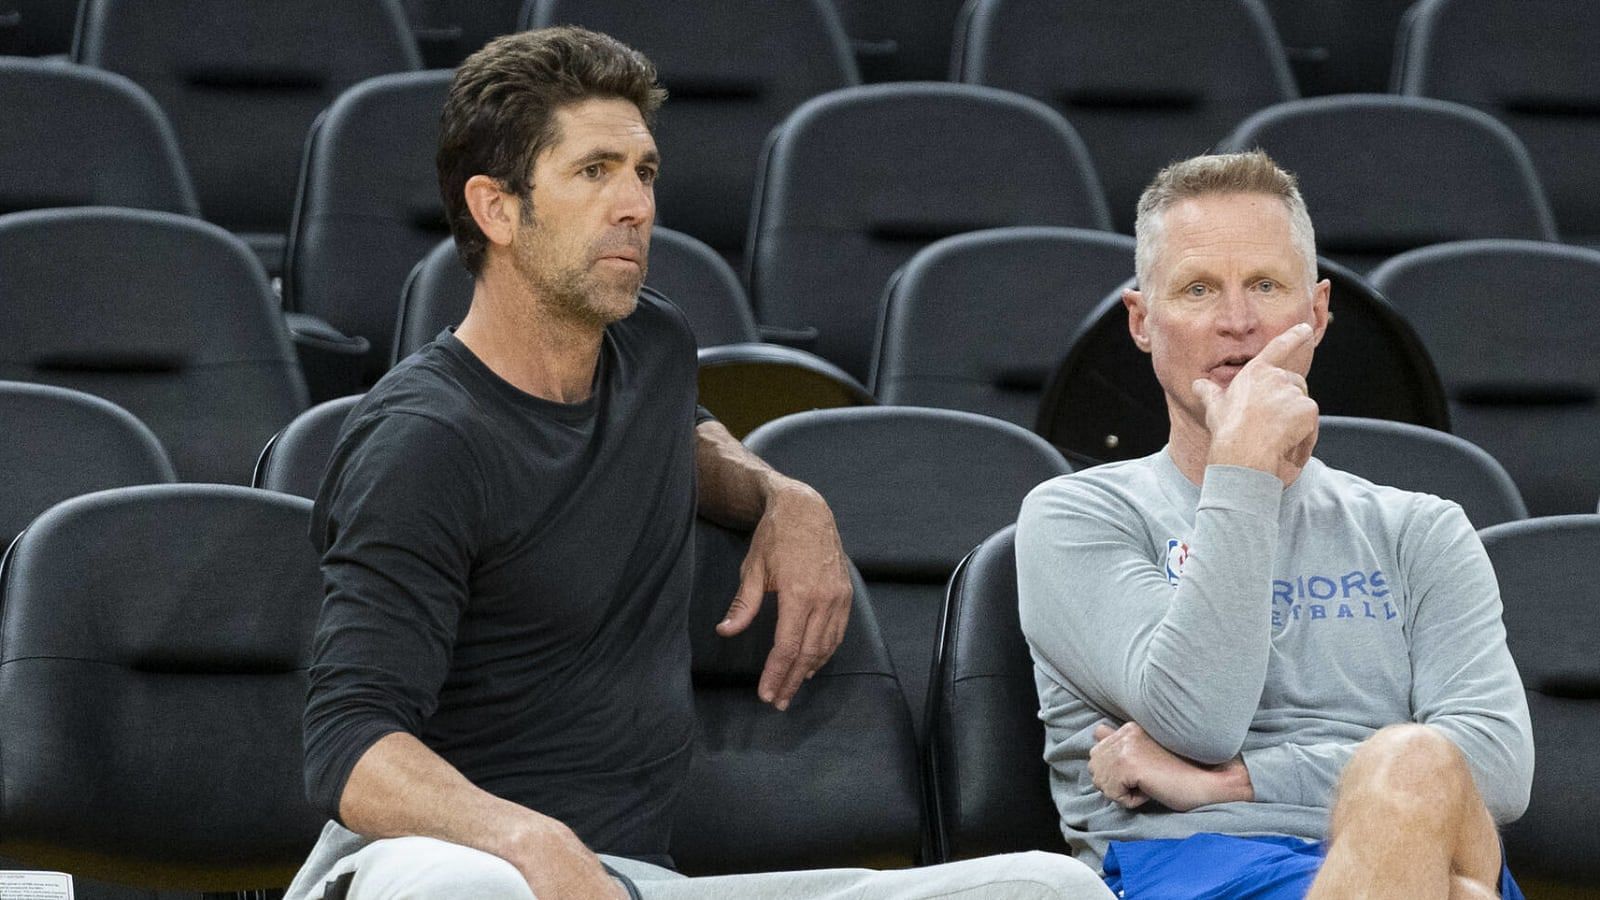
[511,204,645,332]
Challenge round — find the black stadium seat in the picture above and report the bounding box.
[287,70,454,388]
[872,226,1135,429]
[0,208,308,485]
[1369,239,1600,516]
[74,0,422,273]
[0,484,326,892]
[401,0,522,68]
[1397,0,1600,249]
[672,520,923,873]
[254,394,364,501]
[0,381,177,548]
[523,0,859,262]
[1479,515,1600,894]
[954,0,1297,234]
[1313,416,1527,528]
[0,57,198,218]
[1262,0,1415,96]
[748,82,1112,382]
[926,525,1062,863]
[830,0,969,83]
[1037,257,1449,468]
[1216,95,1559,272]
[742,407,1072,741]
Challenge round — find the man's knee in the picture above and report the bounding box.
[972,850,1114,899]
[1334,724,1478,825]
[346,836,535,899]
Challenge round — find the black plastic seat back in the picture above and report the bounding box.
[1397,0,1600,247]
[0,484,325,890]
[1037,257,1448,468]
[0,58,198,218]
[743,407,1071,741]
[287,70,453,385]
[524,0,859,259]
[954,0,1296,233]
[0,208,308,484]
[1369,239,1600,515]
[0,381,177,547]
[749,82,1111,382]
[1262,0,1415,96]
[401,0,522,68]
[872,226,1135,428]
[1217,95,1558,272]
[396,230,761,363]
[1479,515,1600,890]
[672,519,922,873]
[74,0,420,251]
[254,394,365,501]
[830,0,969,82]
[1314,416,1526,528]
[696,344,873,440]
[927,524,1061,863]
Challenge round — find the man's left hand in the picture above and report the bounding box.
[717,479,851,710]
[1090,721,1254,811]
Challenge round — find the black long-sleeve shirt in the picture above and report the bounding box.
[302,290,699,862]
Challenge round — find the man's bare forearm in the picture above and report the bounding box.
[338,732,621,897]
[694,419,814,527]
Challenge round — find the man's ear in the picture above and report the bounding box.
[1310,277,1332,346]
[1124,288,1152,354]
[464,174,517,250]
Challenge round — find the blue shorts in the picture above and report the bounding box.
[1101,833,1524,899]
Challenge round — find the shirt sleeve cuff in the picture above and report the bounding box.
[1199,465,1284,515]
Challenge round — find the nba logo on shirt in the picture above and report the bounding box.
[1165,539,1190,585]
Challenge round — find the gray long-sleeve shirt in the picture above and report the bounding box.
[1015,449,1533,871]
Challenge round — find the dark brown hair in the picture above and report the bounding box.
[437,26,666,275]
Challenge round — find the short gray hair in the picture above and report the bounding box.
[1133,150,1317,291]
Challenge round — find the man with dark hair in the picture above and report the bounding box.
[283,27,1109,900]
[1017,151,1532,899]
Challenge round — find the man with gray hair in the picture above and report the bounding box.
[1017,150,1532,898]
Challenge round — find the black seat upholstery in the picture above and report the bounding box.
[0,381,176,547]
[0,57,198,218]
[401,0,521,68]
[748,82,1112,382]
[1369,239,1600,516]
[1037,257,1448,468]
[954,0,1296,233]
[926,524,1061,863]
[523,0,859,261]
[829,0,969,82]
[1216,95,1558,272]
[1314,416,1527,528]
[74,0,421,272]
[872,226,1135,428]
[0,0,78,56]
[1262,0,1416,96]
[742,407,1071,742]
[672,520,922,873]
[1479,515,1600,893]
[695,343,874,440]
[1397,0,1600,249]
[254,394,364,501]
[287,70,454,387]
[0,484,325,891]
[0,208,308,484]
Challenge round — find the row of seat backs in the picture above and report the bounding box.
[929,514,1600,892]
[3,53,1563,388]
[0,486,920,887]
[1395,0,1600,246]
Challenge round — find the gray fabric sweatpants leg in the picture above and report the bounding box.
[283,822,1115,900]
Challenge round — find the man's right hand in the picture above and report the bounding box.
[1193,322,1319,484]
[503,815,629,900]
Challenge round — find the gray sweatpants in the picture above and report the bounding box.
[283,822,1115,900]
